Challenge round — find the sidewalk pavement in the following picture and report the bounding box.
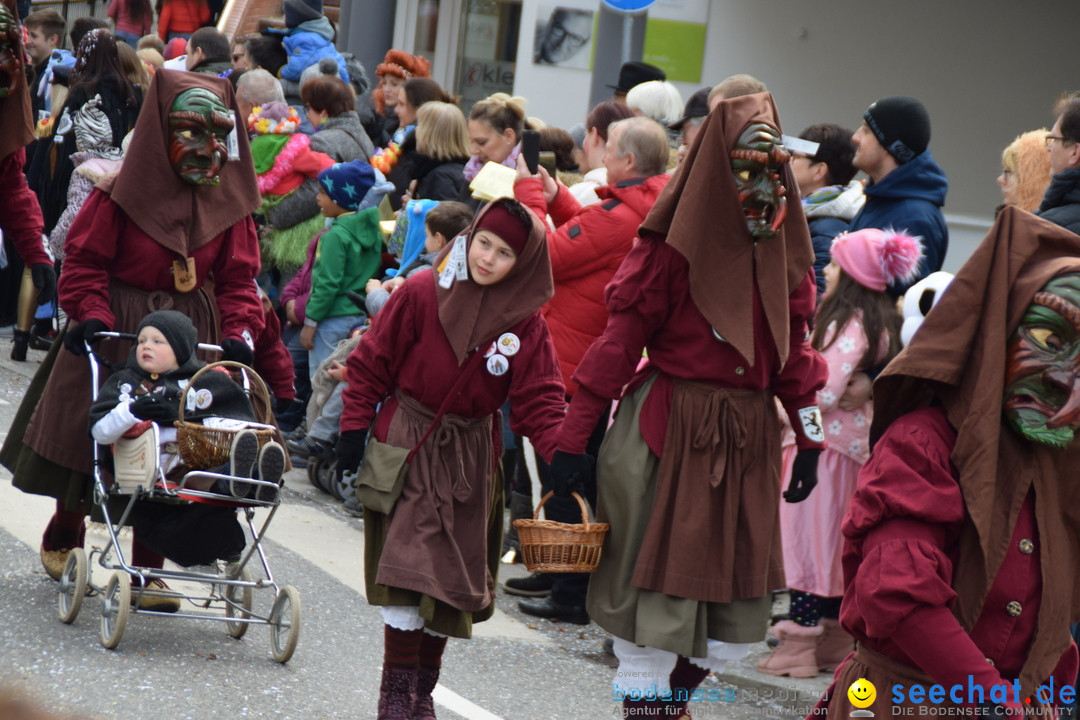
[280,462,835,716]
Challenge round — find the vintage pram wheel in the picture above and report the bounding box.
[57,548,88,624]
[268,585,301,663]
[332,462,355,503]
[100,572,131,649]
[224,565,254,639]
[306,456,333,496]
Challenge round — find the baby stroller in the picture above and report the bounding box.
[56,333,302,663]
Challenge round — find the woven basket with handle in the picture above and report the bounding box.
[174,361,276,470]
[513,491,609,573]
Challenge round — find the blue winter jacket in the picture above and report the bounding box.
[281,17,349,84]
[848,150,948,296]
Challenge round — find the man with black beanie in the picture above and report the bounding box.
[848,95,948,296]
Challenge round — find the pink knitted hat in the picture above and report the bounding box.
[830,228,923,292]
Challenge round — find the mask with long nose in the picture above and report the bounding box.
[1004,273,1080,447]
[168,87,233,186]
[730,122,790,241]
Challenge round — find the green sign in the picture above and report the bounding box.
[642,18,706,84]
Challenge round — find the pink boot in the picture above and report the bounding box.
[756,620,823,678]
[817,618,855,671]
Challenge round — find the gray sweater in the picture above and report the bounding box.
[265,111,376,231]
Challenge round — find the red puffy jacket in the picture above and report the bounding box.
[515,173,669,396]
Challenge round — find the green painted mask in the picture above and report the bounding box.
[168,87,233,186]
[0,4,18,100]
[730,122,790,241]
[1003,273,1080,447]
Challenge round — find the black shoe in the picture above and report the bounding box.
[10,330,28,361]
[518,596,590,625]
[503,571,554,597]
[286,434,334,460]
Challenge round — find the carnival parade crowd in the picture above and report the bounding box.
[2,0,1080,718]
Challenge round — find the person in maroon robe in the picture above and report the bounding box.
[552,92,828,718]
[1,70,263,605]
[815,208,1080,717]
[335,197,568,720]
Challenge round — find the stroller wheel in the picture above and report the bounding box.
[58,548,88,624]
[269,585,301,663]
[224,565,254,639]
[334,464,356,504]
[100,572,131,650]
[306,457,333,496]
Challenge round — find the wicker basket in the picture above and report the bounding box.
[174,361,276,470]
[513,491,609,573]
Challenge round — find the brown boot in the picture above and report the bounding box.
[411,666,439,720]
[756,620,823,678]
[377,665,416,720]
[817,618,854,671]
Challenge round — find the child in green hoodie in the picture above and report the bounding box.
[300,160,394,378]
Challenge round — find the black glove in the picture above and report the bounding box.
[335,429,368,475]
[784,448,820,503]
[63,318,109,356]
[220,337,254,366]
[31,262,56,305]
[129,394,177,423]
[549,450,594,499]
[274,396,294,415]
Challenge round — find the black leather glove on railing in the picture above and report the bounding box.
[549,450,595,499]
[335,430,368,475]
[783,448,820,503]
[63,319,109,356]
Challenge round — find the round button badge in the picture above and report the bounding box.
[497,333,521,357]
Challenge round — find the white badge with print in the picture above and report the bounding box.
[484,342,497,358]
[194,388,214,410]
[798,406,825,443]
[497,333,520,356]
[437,235,470,289]
[486,354,509,376]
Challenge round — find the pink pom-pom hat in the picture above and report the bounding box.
[830,228,923,292]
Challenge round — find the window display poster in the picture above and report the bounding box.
[533,5,595,70]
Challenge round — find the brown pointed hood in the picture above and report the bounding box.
[871,206,1080,694]
[104,70,260,256]
[638,91,813,368]
[434,198,553,364]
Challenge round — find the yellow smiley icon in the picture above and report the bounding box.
[847,678,876,709]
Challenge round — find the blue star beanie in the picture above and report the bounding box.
[318,160,387,212]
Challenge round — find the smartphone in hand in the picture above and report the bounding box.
[521,129,540,174]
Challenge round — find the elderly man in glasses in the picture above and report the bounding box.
[1038,99,1080,236]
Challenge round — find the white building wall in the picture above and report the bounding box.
[510,0,1076,269]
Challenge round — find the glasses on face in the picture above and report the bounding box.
[1046,134,1069,149]
[549,21,589,51]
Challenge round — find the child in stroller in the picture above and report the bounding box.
[89,310,288,500]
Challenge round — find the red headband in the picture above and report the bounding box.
[475,204,529,256]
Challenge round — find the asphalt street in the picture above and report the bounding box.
[0,346,830,720]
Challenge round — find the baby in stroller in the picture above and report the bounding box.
[89,310,287,500]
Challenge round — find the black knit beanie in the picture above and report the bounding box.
[863,96,931,164]
[283,0,322,28]
[137,310,198,367]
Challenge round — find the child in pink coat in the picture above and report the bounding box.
[760,228,922,678]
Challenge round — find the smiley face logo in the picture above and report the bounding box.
[847,678,876,709]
